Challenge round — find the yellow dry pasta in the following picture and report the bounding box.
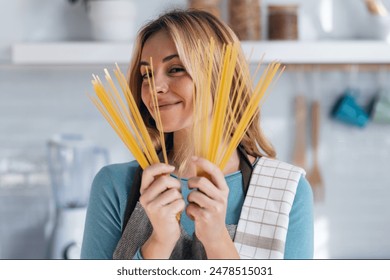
[90,40,283,182]
[145,58,168,165]
[191,40,284,172]
[90,64,166,170]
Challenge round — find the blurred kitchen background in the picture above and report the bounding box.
[1,0,390,259]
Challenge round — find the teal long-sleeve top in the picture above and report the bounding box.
[81,160,314,259]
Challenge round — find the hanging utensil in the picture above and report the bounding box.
[292,69,307,169]
[307,100,324,202]
[292,95,307,169]
[372,66,390,123]
[364,0,389,16]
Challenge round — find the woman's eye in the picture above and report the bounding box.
[170,67,185,74]
[141,72,153,80]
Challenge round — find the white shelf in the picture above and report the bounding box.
[11,41,390,65]
[244,40,390,64]
[12,42,132,65]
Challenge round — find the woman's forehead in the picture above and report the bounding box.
[140,30,178,62]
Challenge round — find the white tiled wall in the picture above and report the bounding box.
[0,65,131,162]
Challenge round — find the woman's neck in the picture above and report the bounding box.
[168,128,195,177]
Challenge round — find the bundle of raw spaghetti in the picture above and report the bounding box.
[89,40,283,176]
[191,38,284,171]
[89,63,167,170]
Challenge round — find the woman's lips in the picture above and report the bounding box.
[157,101,182,110]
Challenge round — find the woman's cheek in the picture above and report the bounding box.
[140,90,149,110]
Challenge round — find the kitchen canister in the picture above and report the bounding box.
[188,0,222,19]
[87,0,137,41]
[268,4,299,40]
[228,0,262,40]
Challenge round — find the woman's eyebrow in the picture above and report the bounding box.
[162,54,179,62]
[139,54,179,66]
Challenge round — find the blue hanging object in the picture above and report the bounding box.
[331,89,369,128]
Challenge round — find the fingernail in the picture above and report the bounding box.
[169,165,175,170]
[191,156,198,161]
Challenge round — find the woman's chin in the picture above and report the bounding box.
[161,122,191,133]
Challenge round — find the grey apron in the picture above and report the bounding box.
[113,201,237,259]
[113,145,253,260]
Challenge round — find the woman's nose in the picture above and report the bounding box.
[153,74,168,94]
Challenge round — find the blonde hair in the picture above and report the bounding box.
[127,9,276,161]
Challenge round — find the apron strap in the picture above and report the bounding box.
[121,166,142,234]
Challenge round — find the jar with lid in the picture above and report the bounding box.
[188,0,222,19]
[267,4,299,40]
[228,0,262,40]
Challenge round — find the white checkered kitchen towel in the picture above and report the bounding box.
[234,157,305,259]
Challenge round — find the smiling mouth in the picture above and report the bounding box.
[156,101,182,110]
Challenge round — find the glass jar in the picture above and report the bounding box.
[268,4,298,40]
[188,0,222,19]
[228,0,262,40]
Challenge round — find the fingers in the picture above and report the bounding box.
[188,157,229,202]
[139,172,184,227]
[187,187,214,208]
[186,202,202,221]
[188,176,221,201]
[187,189,226,218]
[187,158,229,222]
[186,199,225,222]
[143,188,185,216]
[191,156,228,191]
[151,187,182,207]
[168,198,186,217]
[140,163,183,213]
[141,175,181,204]
[140,163,175,195]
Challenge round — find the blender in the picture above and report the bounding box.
[47,134,109,259]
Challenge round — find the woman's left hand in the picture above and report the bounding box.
[186,156,230,247]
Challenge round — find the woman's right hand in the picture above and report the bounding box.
[139,163,184,259]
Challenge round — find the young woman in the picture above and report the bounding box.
[81,9,313,259]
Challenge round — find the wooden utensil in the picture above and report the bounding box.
[292,95,307,169]
[307,100,324,202]
[364,0,389,16]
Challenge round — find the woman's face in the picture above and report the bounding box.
[140,30,194,133]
